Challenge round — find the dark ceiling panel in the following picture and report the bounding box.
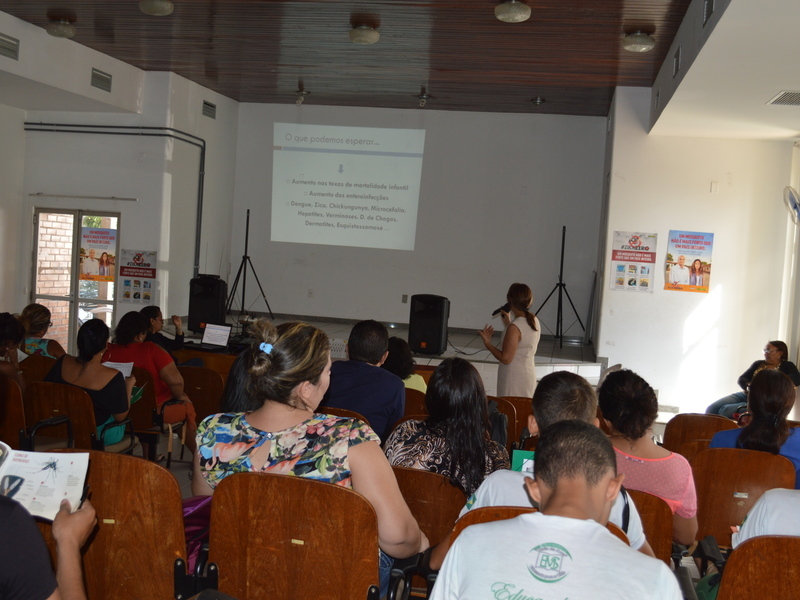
[0,0,691,115]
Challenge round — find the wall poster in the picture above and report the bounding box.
[79,228,116,282]
[609,231,657,293]
[664,230,713,293]
[119,249,157,305]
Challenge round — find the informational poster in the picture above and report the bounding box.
[79,228,116,282]
[664,230,714,293]
[609,231,657,293]
[119,249,157,305]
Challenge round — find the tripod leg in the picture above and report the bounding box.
[562,286,586,332]
[225,259,247,314]
[535,284,559,315]
[246,257,274,319]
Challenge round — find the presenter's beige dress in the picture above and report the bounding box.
[496,314,540,398]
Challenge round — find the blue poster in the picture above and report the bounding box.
[664,230,713,293]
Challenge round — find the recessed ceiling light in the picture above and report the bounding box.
[139,0,174,17]
[349,25,380,45]
[623,31,655,53]
[45,19,76,38]
[495,0,531,24]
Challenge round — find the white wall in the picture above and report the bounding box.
[0,102,26,309]
[598,87,794,412]
[233,104,606,330]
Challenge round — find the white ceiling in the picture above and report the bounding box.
[652,0,800,140]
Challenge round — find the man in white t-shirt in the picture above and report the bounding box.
[453,371,653,558]
[82,248,100,276]
[732,488,800,548]
[668,255,690,285]
[431,420,681,600]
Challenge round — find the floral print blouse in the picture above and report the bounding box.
[197,412,380,489]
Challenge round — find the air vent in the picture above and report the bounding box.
[703,0,715,26]
[768,91,800,107]
[655,89,660,110]
[90,68,112,92]
[672,46,681,78]
[0,32,20,61]
[202,100,217,119]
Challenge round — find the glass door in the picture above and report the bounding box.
[32,210,120,353]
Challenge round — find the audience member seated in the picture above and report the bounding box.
[103,311,197,453]
[320,319,405,441]
[0,312,26,391]
[384,357,509,495]
[731,488,800,548]
[140,306,203,368]
[18,303,66,359]
[451,371,652,565]
[219,349,255,413]
[45,319,135,445]
[0,496,96,600]
[599,369,698,545]
[382,336,427,393]
[706,340,800,418]
[710,369,800,487]
[192,319,428,595]
[430,420,681,600]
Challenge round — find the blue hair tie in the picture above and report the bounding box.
[260,343,273,355]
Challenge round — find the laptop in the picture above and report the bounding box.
[188,323,232,352]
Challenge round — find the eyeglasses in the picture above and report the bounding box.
[764,348,776,354]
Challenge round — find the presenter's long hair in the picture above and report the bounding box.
[425,357,493,495]
[507,283,538,332]
[737,369,793,454]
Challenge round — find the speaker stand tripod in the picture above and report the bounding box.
[536,226,585,348]
[226,209,274,320]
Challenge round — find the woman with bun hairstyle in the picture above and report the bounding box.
[103,311,197,452]
[384,357,509,495]
[45,319,134,445]
[710,369,800,487]
[599,369,698,545]
[479,282,541,397]
[18,303,66,359]
[192,320,428,593]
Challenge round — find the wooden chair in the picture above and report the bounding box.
[0,375,71,450]
[405,388,428,417]
[627,489,673,566]
[691,448,796,547]
[662,413,738,453]
[716,536,800,600]
[18,354,56,392]
[178,365,224,422]
[208,472,380,599]
[675,438,712,463]
[501,396,533,447]
[323,406,371,426]
[130,366,185,466]
[37,450,192,600]
[490,396,517,451]
[25,381,136,453]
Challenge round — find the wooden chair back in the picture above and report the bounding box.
[451,506,629,545]
[323,406,371,426]
[26,381,95,447]
[662,413,738,452]
[19,354,56,391]
[691,448,796,547]
[627,489,673,566]
[413,364,437,386]
[392,466,467,546]
[128,366,159,430]
[38,450,188,600]
[490,396,518,451]
[717,535,800,600]
[404,387,428,417]
[501,396,533,446]
[675,438,712,463]
[209,472,380,599]
[178,365,224,422]
[0,374,26,449]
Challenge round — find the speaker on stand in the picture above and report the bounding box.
[408,294,450,355]
[188,275,228,333]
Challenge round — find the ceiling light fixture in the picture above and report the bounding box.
[531,97,545,107]
[296,90,310,106]
[416,88,432,108]
[349,25,380,45]
[45,19,76,38]
[622,31,655,53]
[139,0,174,17]
[495,0,531,24]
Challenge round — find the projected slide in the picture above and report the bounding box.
[272,123,425,250]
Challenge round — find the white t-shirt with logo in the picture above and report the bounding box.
[431,512,681,600]
[460,469,647,551]
[732,488,800,548]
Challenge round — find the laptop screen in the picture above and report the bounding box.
[201,323,232,347]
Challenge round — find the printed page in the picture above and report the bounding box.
[102,361,134,378]
[0,443,89,521]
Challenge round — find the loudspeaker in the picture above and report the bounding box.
[408,294,450,355]
[188,275,228,333]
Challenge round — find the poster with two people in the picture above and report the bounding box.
[664,230,713,293]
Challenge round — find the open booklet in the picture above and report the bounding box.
[0,441,89,521]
